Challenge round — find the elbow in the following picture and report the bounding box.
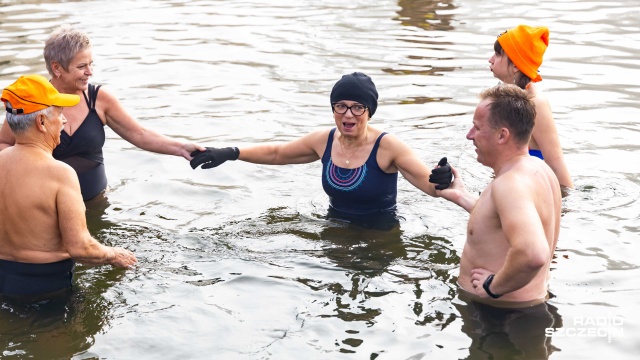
[525,249,549,272]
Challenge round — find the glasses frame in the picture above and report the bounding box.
[331,102,368,116]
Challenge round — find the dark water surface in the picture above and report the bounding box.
[1,0,639,359]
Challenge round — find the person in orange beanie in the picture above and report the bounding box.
[490,25,574,190]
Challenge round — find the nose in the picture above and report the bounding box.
[466,128,474,140]
[61,113,68,124]
[86,63,94,75]
[344,108,355,118]
[488,54,495,64]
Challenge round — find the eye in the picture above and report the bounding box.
[353,105,365,112]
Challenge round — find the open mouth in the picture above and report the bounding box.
[343,122,355,130]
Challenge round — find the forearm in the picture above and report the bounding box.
[546,157,574,189]
[446,189,478,213]
[66,237,116,265]
[128,128,186,156]
[491,248,546,295]
[238,143,316,165]
[238,144,279,164]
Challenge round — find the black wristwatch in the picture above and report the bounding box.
[482,274,503,299]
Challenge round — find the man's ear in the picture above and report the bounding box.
[36,114,47,132]
[497,127,510,144]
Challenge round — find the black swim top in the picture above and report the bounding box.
[52,84,107,200]
[321,128,398,215]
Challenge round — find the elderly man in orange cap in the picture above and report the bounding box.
[0,74,136,297]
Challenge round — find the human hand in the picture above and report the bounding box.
[180,142,206,160]
[190,147,240,169]
[111,247,137,268]
[429,157,453,190]
[470,268,494,299]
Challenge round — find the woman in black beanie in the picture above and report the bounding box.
[191,72,450,227]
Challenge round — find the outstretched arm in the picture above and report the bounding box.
[191,129,328,169]
[435,166,478,213]
[382,134,439,197]
[100,87,204,160]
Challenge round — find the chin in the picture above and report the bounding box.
[76,81,89,91]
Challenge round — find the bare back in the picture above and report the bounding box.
[459,156,561,302]
[0,145,79,263]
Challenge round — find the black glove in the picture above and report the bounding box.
[190,147,239,169]
[429,157,452,190]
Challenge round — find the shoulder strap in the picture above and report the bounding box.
[82,84,102,110]
[322,128,337,161]
[372,132,387,150]
[327,128,336,150]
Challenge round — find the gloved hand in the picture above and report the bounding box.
[429,157,453,190]
[190,147,239,169]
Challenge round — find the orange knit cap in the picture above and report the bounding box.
[497,25,549,82]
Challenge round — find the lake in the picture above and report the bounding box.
[0,0,639,359]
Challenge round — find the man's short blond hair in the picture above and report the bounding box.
[479,84,536,146]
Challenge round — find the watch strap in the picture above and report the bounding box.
[482,274,503,299]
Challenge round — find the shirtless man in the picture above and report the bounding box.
[0,74,136,296]
[439,84,561,306]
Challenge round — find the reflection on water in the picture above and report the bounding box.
[0,266,127,359]
[1,0,640,358]
[394,0,457,31]
[455,299,563,360]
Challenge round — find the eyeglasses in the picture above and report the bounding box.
[332,103,367,116]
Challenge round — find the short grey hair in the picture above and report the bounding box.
[44,24,92,76]
[4,106,58,135]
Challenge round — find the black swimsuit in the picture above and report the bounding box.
[0,258,75,296]
[52,84,107,200]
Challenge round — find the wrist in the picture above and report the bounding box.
[108,247,119,264]
[231,146,240,160]
[482,274,503,299]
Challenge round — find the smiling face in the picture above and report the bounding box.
[57,48,94,93]
[333,100,369,137]
[466,100,498,167]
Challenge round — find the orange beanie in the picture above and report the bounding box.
[497,25,549,82]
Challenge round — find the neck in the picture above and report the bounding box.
[340,129,368,148]
[493,151,528,175]
[15,131,57,154]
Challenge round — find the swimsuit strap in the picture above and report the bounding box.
[371,132,386,153]
[81,84,102,110]
[322,128,337,161]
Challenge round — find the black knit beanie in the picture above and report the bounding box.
[330,72,378,117]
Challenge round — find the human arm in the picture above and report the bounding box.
[435,166,478,213]
[0,119,16,151]
[56,166,136,267]
[382,134,439,197]
[469,177,549,298]
[531,96,574,188]
[99,87,204,160]
[191,129,327,169]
